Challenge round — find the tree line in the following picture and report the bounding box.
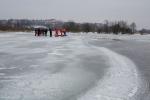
[62,20,137,34]
[0,19,137,34]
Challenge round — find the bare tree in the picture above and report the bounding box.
[130,22,136,34]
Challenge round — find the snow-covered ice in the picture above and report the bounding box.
[77,47,140,100]
[0,32,149,100]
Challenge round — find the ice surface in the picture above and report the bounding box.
[71,32,150,42]
[77,47,141,100]
[0,32,108,100]
[0,32,148,100]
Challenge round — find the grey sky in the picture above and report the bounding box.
[0,0,150,29]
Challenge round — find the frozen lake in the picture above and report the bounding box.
[0,32,149,100]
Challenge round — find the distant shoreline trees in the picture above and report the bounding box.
[0,19,142,34]
[63,20,136,34]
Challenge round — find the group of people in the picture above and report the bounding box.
[35,28,67,37]
[35,28,48,36]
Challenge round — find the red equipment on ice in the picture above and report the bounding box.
[55,29,67,37]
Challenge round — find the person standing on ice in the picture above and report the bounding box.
[44,29,48,36]
[60,29,63,37]
[49,28,52,37]
[63,28,67,36]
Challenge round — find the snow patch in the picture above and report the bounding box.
[78,47,140,100]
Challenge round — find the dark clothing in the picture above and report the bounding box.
[44,29,48,36]
[37,29,40,36]
[64,31,66,36]
[49,28,52,37]
[35,29,38,36]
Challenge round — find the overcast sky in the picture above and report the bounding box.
[0,0,149,29]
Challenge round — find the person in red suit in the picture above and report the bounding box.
[55,29,58,37]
